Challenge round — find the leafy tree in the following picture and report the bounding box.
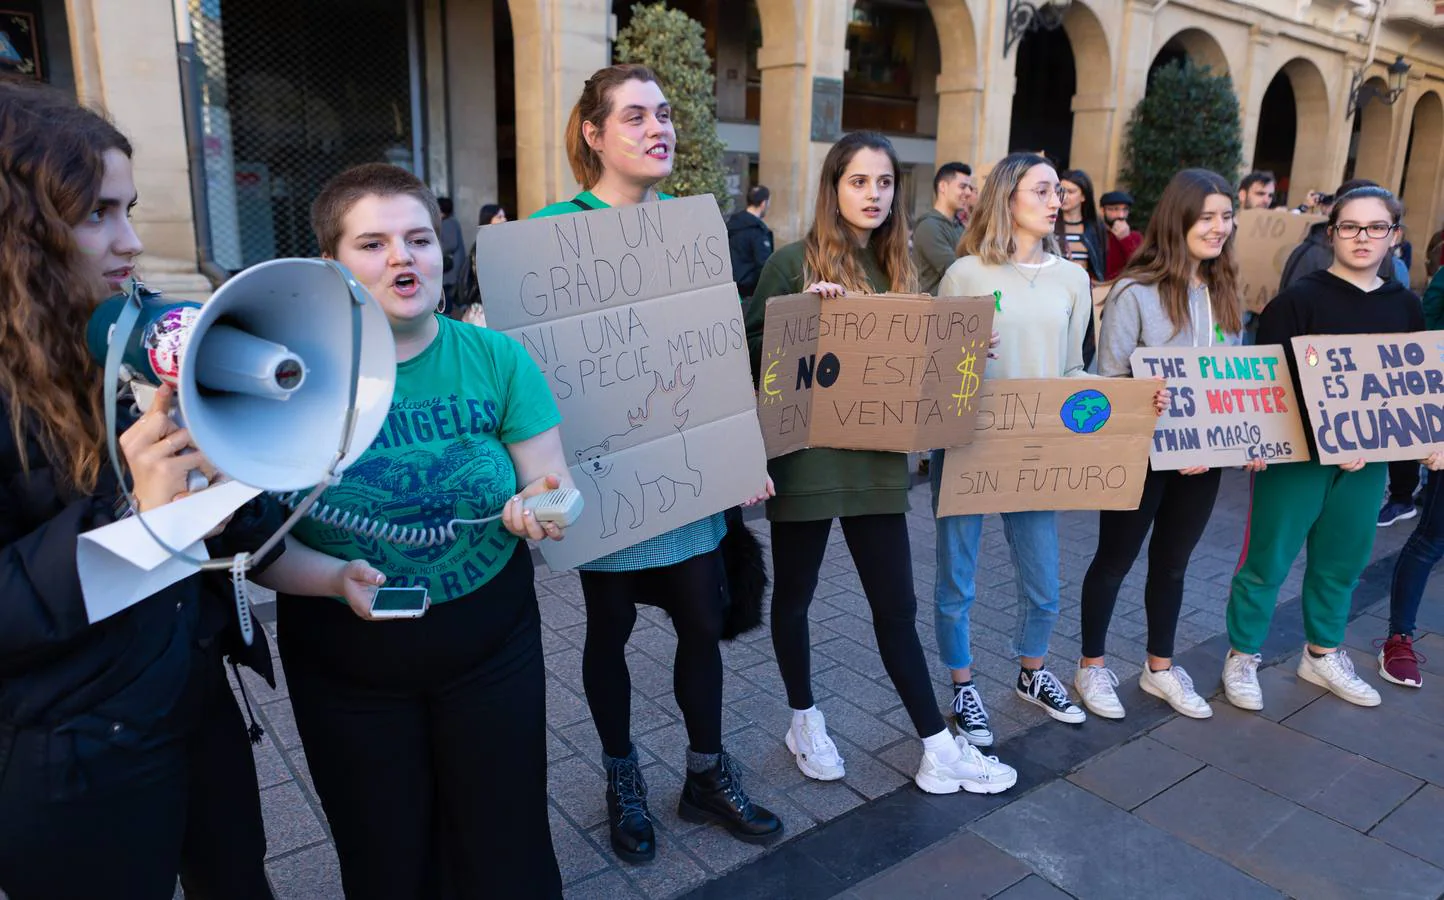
[1121,59,1244,226]
[614,2,729,209]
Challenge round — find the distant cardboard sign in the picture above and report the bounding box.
[473,196,767,569]
[1129,346,1310,469]
[1290,331,1444,464]
[1235,209,1325,314]
[935,378,1158,516]
[756,292,995,456]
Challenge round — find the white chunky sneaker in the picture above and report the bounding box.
[1222,652,1264,711]
[784,708,845,781]
[950,683,995,747]
[1075,665,1125,719]
[1140,665,1213,719]
[915,736,1018,795]
[1297,648,1381,707]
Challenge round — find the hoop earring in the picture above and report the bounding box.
[437,294,448,314]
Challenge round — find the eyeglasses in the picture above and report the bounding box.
[1333,223,1398,239]
[1017,185,1067,204]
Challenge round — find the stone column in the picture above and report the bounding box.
[447,0,500,231]
[66,0,208,291]
[928,0,982,169]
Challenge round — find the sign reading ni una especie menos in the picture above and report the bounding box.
[1128,346,1310,469]
[1291,331,1444,465]
[757,293,995,456]
[472,196,768,569]
[935,378,1158,516]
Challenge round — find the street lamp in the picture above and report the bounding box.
[1004,0,1073,58]
[1346,55,1411,119]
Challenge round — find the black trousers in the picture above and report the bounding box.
[770,514,945,738]
[1388,460,1421,504]
[277,544,560,900]
[1079,466,1223,660]
[0,646,270,900]
[579,547,727,759]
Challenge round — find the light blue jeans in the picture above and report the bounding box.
[929,449,1062,670]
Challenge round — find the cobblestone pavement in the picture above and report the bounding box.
[228,468,1416,898]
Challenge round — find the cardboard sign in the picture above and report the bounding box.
[756,292,995,456]
[935,378,1158,516]
[473,196,767,569]
[1290,332,1444,464]
[1129,346,1310,469]
[1235,209,1325,314]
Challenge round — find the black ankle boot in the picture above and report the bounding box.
[606,752,655,863]
[677,752,783,843]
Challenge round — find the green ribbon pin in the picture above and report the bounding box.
[1214,323,1225,343]
[993,289,1003,312]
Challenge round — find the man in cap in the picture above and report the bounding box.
[1100,190,1143,280]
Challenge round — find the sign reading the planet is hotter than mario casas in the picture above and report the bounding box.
[935,378,1159,516]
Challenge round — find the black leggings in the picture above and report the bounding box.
[770,514,945,738]
[278,543,560,900]
[580,548,727,759]
[1080,466,1222,660]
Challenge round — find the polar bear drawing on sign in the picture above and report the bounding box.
[575,363,704,539]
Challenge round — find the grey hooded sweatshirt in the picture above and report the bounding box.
[1097,279,1242,377]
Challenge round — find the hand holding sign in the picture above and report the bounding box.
[806,281,846,299]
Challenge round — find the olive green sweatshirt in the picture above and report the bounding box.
[744,240,912,522]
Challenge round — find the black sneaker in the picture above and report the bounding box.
[1016,666,1086,724]
[1378,501,1418,527]
[677,752,783,844]
[950,683,994,747]
[605,752,655,863]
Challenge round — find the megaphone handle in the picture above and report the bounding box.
[232,554,254,647]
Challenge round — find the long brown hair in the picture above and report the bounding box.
[565,64,660,190]
[958,152,1062,264]
[802,132,916,293]
[0,77,131,491]
[1115,168,1242,337]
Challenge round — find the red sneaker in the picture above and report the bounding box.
[1377,634,1424,688]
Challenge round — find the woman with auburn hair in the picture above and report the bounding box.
[0,77,278,899]
[745,132,1018,797]
[931,152,1166,748]
[1075,168,1258,721]
[529,63,781,864]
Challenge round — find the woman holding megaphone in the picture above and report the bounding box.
[251,163,572,898]
[0,78,280,899]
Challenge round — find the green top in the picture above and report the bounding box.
[1422,266,1444,331]
[528,190,727,572]
[911,209,964,297]
[291,315,561,601]
[744,240,912,522]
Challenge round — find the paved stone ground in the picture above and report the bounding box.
[227,467,1420,899]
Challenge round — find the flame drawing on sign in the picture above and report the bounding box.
[1304,344,1319,368]
[951,340,985,415]
[761,346,783,405]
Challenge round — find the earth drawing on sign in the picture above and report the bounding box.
[1060,389,1112,435]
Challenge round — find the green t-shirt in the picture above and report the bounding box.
[291,315,561,601]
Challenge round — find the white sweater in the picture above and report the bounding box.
[938,255,1092,379]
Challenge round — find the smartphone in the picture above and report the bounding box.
[369,586,430,619]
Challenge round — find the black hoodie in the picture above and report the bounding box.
[726,210,773,298]
[1257,268,1424,456]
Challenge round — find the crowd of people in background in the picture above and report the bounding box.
[4,61,1444,900]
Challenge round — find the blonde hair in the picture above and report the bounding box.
[564,64,660,190]
[957,152,1062,265]
[802,132,917,293]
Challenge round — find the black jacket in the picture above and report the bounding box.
[0,399,282,733]
[726,210,774,298]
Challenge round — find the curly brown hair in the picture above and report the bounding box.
[0,76,132,491]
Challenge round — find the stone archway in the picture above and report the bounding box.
[1254,58,1331,204]
[1153,27,1230,77]
[1350,76,1395,184]
[752,0,813,243]
[1401,91,1444,286]
[926,0,980,168]
[1061,0,1113,181]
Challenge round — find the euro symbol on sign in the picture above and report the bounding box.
[952,348,980,414]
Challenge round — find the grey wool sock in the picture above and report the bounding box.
[686,748,721,774]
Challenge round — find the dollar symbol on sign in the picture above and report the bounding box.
[952,348,980,415]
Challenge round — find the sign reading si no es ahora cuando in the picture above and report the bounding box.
[756,293,995,456]
[935,378,1158,516]
[1129,346,1309,469]
[1291,331,1444,464]
[473,196,768,569]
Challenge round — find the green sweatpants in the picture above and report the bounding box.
[1226,460,1386,654]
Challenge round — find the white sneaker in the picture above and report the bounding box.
[785,708,845,781]
[1222,652,1264,711]
[1075,665,1125,719]
[915,736,1018,795]
[1297,648,1381,707]
[1140,665,1213,719]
